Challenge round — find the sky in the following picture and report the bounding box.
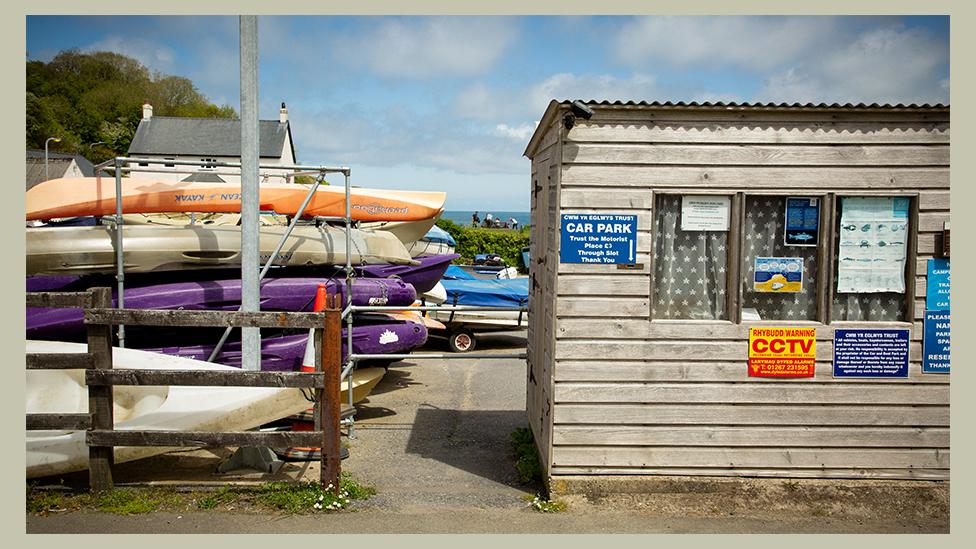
[26,15,950,211]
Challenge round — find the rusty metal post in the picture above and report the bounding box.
[86,287,115,491]
[320,294,342,493]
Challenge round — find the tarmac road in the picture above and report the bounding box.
[26,330,950,534]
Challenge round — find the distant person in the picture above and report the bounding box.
[472,211,480,227]
[510,217,518,231]
[494,217,502,228]
[485,212,493,228]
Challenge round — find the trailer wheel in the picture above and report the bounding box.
[447,328,476,353]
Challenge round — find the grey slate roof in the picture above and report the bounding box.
[26,149,96,189]
[128,117,294,160]
[26,149,95,175]
[181,172,227,183]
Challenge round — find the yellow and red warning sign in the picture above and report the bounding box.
[748,327,816,377]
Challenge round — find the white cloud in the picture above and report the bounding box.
[330,17,518,79]
[527,72,658,112]
[758,25,949,104]
[614,16,837,72]
[291,103,529,177]
[84,35,176,73]
[494,122,538,141]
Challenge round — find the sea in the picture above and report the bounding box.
[441,210,532,228]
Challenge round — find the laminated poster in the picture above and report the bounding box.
[784,197,820,246]
[836,197,909,293]
[753,257,803,292]
[680,195,730,231]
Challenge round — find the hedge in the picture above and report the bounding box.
[435,218,530,271]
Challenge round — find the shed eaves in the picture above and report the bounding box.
[128,117,292,158]
[524,99,949,158]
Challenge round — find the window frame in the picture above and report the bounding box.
[649,190,738,323]
[649,190,919,326]
[826,191,919,325]
[736,191,830,325]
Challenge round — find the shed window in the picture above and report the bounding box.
[740,196,819,321]
[831,196,912,322]
[652,194,728,320]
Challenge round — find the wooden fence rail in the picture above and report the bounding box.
[26,287,343,493]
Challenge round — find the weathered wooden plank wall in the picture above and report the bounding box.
[538,105,949,480]
[526,116,563,479]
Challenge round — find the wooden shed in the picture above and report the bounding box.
[523,100,950,486]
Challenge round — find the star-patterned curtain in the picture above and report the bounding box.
[653,195,728,320]
[741,196,819,321]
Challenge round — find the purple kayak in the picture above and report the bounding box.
[357,253,457,294]
[139,315,428,371]
[26,277,416,340]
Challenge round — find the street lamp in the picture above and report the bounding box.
[44,136,61,181]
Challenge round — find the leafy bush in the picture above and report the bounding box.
[511,427,542,485]
[436,218,530,270]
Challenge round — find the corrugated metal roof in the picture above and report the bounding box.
[525,99,949,157]
[559,100,948,110]
[128,117,293,158]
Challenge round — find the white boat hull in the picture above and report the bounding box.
[26,224,417,275]
[26,341,313,479]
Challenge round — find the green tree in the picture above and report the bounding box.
[26,49,236,161]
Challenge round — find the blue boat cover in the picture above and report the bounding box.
[440,277,529,308]
[443,265,477,280]
[425,225,457,246]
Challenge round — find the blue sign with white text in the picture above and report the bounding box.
[926,259,950,311]
[784,197,820,246]
[560,214,638,264]
[833,329,910,378]
[923,310,950,374]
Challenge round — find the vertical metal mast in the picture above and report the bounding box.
[239,15,260,371]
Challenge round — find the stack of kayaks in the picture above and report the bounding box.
[406,225,456,257]
[26,177,456,405]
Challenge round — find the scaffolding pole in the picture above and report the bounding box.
[239,15,260,371]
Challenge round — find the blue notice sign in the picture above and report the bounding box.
[926,259,950,311]
[784,197,820,246]
[923,311,950,374]
[560,214,638,264]
[833,329,910,378]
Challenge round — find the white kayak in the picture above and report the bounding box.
[420,281,447,304]
[26,341,313,479]
[26,223,418,276]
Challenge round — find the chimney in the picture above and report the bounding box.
[279,102,288,123]
[142,101,153,120]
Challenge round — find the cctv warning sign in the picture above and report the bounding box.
[748,327,817,378]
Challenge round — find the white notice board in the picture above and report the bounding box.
[681,195,731,231]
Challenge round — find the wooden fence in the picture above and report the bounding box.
[26,287,343,493]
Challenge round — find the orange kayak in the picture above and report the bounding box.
[26,177,447,222]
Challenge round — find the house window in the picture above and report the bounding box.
[652,194,730,320]
[831,196,912,322]
[740,196,820,321]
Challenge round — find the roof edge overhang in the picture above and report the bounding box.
[523,99,949,159]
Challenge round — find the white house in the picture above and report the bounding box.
[126,102,297,184]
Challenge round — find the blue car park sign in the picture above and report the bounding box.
[560,214,638,264]
[833,329,910,378]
